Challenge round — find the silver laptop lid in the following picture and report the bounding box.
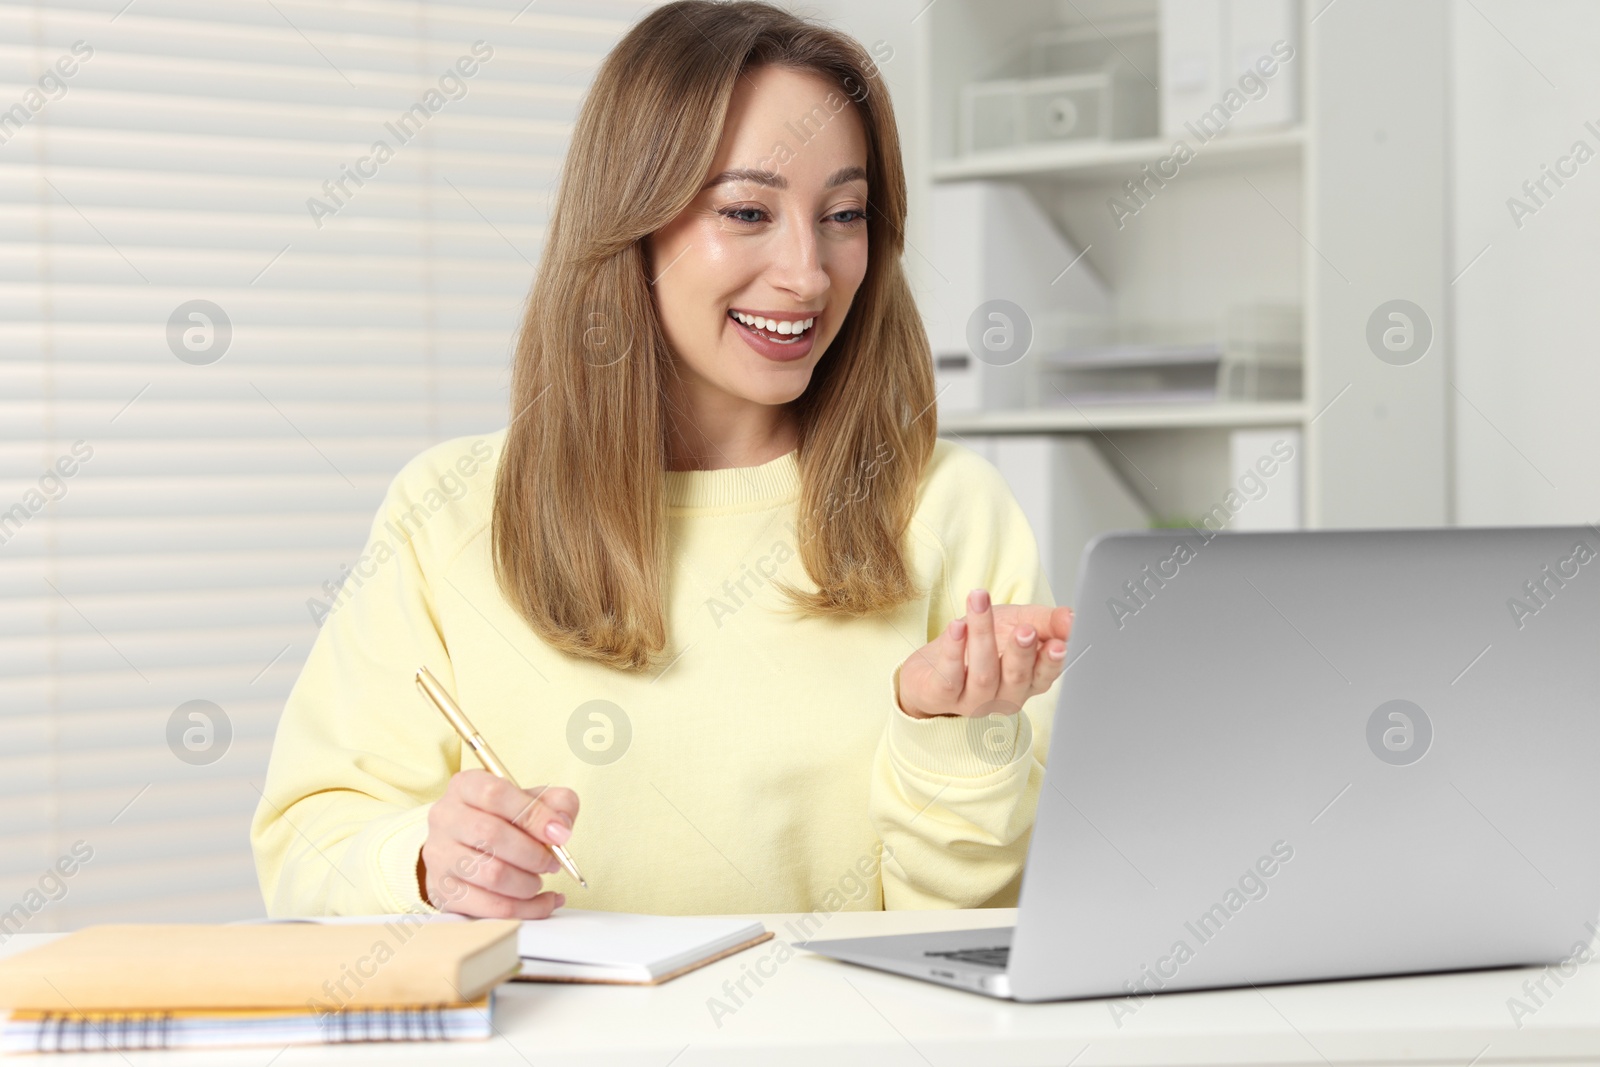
[1011,526,1600,1003]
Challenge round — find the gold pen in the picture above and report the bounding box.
[415,666,589,888]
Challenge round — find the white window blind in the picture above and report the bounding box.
[0,0,655,928]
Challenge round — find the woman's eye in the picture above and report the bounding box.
[720,207,767,224]
[830,209,868,225]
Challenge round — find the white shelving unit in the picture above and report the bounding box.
[938,400,1307,436]
[911,0,1449,539]
[930,127,1304,183]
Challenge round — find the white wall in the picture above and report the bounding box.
[1451,0,1600,525]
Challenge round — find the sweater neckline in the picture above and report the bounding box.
[663,448,800,510]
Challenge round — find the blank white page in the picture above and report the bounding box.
[517,910,764,967]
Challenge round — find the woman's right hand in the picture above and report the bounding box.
[419,769,579,919]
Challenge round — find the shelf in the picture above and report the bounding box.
[931,127,1304,183]
[936,401,1307,436]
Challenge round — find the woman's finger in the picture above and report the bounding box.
[1050,605,1074,645]
[930,617,968,702]
[512,785,581,851]
[454,771,580,853]
[964,588,999,701]
[429,836,546,901]
[439,806,558,879]
[990,603,1073,644]
[453,769,532,824]
[896,617,968,719]
[434,879,565,920]
[1030,637,1069,694]
[996,623,1038,710]
[456,771,580,834]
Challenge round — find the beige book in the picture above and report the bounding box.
[0,919,521,1012]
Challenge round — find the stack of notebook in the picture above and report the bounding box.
[0,910,775,1051]
[0,920,520,1053]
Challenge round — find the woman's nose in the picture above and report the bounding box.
[766,216,831,301]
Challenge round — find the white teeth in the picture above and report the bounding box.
[731,311,815,335]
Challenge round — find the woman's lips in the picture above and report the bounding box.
[727,309,817,363]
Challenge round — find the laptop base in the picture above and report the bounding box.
[798,926,1015,999]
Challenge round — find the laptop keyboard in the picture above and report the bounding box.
[925,946,1010,969]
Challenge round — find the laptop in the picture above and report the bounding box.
[800,527,1600,1002]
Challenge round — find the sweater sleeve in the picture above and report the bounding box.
[249,454,472,917]
[868,445,1064,910]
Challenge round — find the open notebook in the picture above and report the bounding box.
[268,910,773,985]
[513,909,771,983]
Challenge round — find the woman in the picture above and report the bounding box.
[250,0,1073,920]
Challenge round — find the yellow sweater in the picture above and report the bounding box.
[250,430,1061,916]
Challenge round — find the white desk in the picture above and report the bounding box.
[4,908,1598,1065]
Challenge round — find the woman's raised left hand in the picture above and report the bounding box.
[896,588,1073,720]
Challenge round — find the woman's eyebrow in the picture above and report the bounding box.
[701,164,867,191]
[827,164,869,187]
[703,166,782,190]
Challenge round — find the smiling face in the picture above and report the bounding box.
[646,64,870,463]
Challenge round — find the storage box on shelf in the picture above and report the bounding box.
[1036,304,1302,408]
[960,19,1158,158]
[1159,0,1300,138]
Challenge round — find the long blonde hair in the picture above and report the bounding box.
[492,0,937,673]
